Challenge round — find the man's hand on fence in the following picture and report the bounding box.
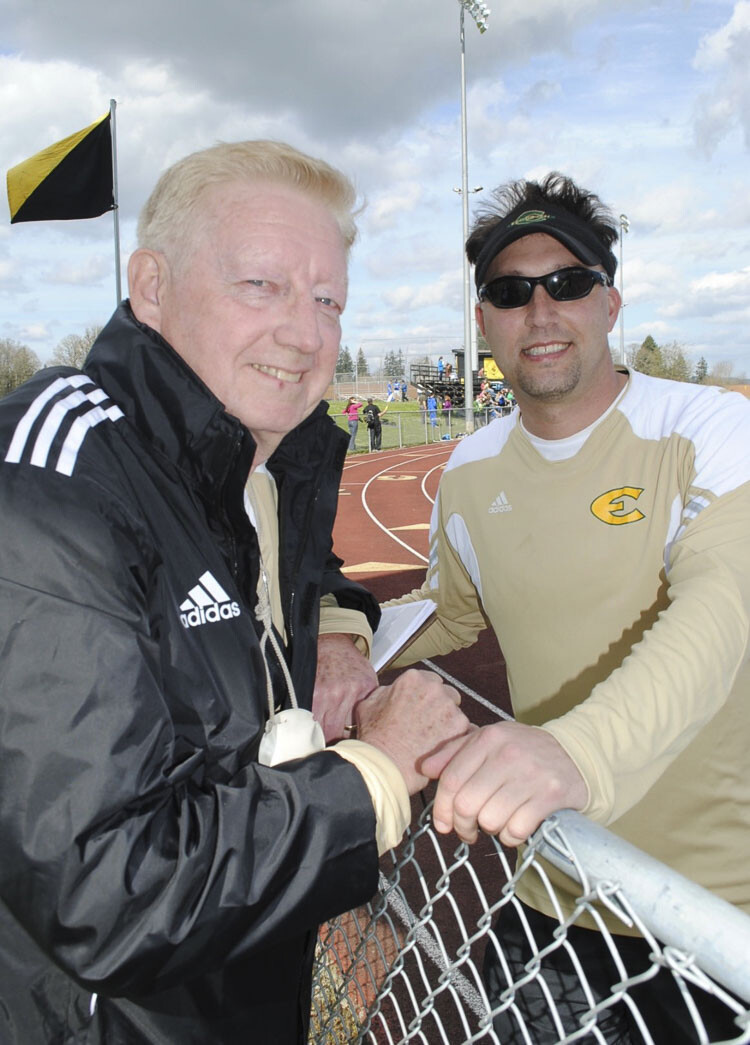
[422,721,588,847]
[313,634,379,742]
[356,669,471,795]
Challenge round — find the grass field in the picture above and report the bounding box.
[328,397,472,452]
[327,397,422,417]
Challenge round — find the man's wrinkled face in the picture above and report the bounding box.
[153,180,348,461]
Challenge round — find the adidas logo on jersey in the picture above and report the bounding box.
[488,491,512,514]
[179,571,241,628]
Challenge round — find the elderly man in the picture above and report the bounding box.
[393,172,750,1041]
[0,141,468,1044]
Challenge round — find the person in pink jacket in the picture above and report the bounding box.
[342,395,363,451]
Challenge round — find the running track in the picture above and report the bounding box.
[332,442,516,1044]
[333,441,513,724]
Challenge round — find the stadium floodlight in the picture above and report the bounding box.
[618,213,630,365]
[461,0,491,32]
[457,0,490,432]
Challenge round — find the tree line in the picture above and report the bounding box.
[0,327,101,398]
[2,329,744,400]
[4,333,413,398]
[336,335,743,388]
[335,345,413,380]
[629,336,742,386]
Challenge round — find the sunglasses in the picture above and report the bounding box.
[478,266,611,309]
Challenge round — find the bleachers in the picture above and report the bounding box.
[409,363,473,406]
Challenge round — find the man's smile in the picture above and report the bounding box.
[523,342,570,358]
[251,362,303,384]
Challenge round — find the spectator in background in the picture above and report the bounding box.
[437,355,445,378]
[473,390,491,428]
[442,393,453,433]
[489,395,503,421]
[386,379,395,402]
[426,391,439,438]
[444,361,453,381]
[342,394,363,451]
[400,379,408,402]
[363,397,387,451]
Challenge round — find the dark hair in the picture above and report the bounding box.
[467,172,618,269]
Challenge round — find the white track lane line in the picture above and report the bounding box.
[420,460,446,505]
[377,870,490,1022]
[345,446,513,718]
[421,659,513,721]
[359,447,451,563]
[341,444,438,474]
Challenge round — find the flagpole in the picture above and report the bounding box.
[110,98,122,304]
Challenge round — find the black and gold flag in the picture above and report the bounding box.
[7,113,114,223]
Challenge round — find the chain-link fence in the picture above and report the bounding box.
[310,805,750,1044]
[333,407,512,453]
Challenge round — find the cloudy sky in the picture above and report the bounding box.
[2,0,750,377]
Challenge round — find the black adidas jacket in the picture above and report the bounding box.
[0,304,381,1044]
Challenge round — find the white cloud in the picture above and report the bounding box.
[693,266,750,293]
[1,0,750,374]
[628,182,701,233]
[19,322,53,342]
[0,259,17,285]
[4,0,650,142]
[620,256,677,306]
[383,271,462,313]
[363,241,456,279]
[46,255,112,286]
[693,0,750,69]
[630,319,672,335]
[660,265,750,318]
[517,79,562,114]
[693,1,750,154]
[366,184,425,233]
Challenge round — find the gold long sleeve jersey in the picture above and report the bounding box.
[396,369,750,929]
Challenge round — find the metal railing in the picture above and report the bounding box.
[310,805,750,1044]
[335,408,513,453]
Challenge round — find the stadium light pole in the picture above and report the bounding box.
[618,213,629,365]
[458,0,490,434]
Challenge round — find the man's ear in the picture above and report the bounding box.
[475,301,486,337]
[128,249,168,332]
[606,284,622,333]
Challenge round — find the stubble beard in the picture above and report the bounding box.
[515,354,582,403]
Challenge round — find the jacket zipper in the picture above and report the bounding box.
[223,430,245,582]
[281,438,333,643]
